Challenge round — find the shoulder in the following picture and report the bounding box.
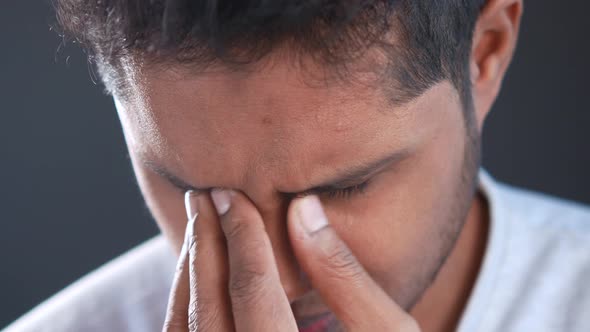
[493,179,590,236]
[491,178,590,266]
[483,177,590,330]
[4,234,176,332]
[462,172,590,331]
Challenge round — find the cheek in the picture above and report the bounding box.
[321,131,467,294]
[322,173,439,284]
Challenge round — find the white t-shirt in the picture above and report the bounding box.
[4,169,590,332]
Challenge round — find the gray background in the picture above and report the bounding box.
[1,0,588,328]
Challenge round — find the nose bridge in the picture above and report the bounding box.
[236,150,311,302]
[254,194,311,303]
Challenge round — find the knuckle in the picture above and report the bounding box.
[229,263,270,305]
[223,215,250,240]
[187,305,198,332]
[235,236,269,260]
[189,298,223,332]
[322,245,365,282]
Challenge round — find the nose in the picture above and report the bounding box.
[258,201,312,303]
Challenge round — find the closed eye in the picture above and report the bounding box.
[323,179,371,200]
[157,166,372,201]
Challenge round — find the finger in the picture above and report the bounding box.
[288,195,421,331]
[162,214,195,332]
[210,188,298,332]
[184,190,233,332]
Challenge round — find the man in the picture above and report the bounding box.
[5,0,590,331]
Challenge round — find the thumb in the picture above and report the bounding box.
[287,195,420,331]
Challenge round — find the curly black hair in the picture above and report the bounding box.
[53,0,486,110]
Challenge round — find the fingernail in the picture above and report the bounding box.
[211,188,233,216]
[296,195,328,234]
[184,190,199,220]
[183,190,200,250]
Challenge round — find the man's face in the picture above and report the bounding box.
[114,57,480,314]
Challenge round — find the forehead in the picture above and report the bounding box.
[115,58,452,189]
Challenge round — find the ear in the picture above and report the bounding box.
[470,0,523,131]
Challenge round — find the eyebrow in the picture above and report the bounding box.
[141,149,407,199]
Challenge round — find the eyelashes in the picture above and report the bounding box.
[323,180,371,200]
[170,177,372,201]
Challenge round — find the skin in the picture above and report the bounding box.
[111,0,522,330]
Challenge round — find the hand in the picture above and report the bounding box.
[162,188,421,331]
